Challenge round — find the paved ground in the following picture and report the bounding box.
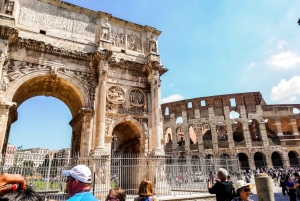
[249,176,289,201]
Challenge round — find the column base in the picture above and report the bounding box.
[93,146,107,155]
[150,148,165,156]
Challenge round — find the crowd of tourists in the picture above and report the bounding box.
[1,165,300,201]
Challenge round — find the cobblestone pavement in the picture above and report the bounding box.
[249,176,289,201]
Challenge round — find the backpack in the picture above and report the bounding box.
[226,184,236,201]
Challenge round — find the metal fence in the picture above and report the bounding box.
[0,152,240,200]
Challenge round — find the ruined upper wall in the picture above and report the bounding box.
[161,92,266,117]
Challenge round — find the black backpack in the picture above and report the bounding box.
[226,184,236,201]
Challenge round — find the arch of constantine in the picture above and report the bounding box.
[0,0,299,173]
[161,92,300,170]
[0,0,167,156]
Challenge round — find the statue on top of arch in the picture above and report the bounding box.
[101,18,111,41]
[147,33,157,53]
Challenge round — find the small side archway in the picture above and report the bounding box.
[288,151,299,167]
[237,153,250,170]
[271,152,283,168]
[254,152,266,168]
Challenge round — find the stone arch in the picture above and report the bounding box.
[288,151,299,167]
[164,127,172,144]
[297,118,300,133]
[188,124,197,144]
[205,154,214,171]
[271,151,283,168]
[249,119,261,141]
[281,117,293,135]
[191,155,200,172]
[237,153,250,170]
[176,126,185,146]
[216,121,228,140]
[265,118,277,136]
[5,72,89,116]
[108,117,145,154]
[230,110,240,119]
[176,116,183,125]
[220,153,232,171]
[2,72,92,154]
[202,123,212,149]
[254,152,266,168]
[232,121,244,142]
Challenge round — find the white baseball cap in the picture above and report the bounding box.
[62,165,92,183]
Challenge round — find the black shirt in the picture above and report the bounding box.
[208,181,233,201]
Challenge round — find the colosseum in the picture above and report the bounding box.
[161,91,300,170]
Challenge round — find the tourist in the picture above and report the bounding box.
[0,173,26,196]
[285,175,296,201]
[0,185,42,201]
[134,179,159,201]
[231,180,253,201]
[105,187,126,201]
[280,173,287,196]
[207,168,234,201]
[63,165,98,201]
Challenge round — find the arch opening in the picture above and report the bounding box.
[237,153,249,170]
[232,121,244,142]
[254,152,266,168]
[271,152,283,168]
[288,151,299,167]
[111,121,141,154]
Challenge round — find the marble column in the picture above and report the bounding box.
[0,100,16,154]
[95,60,108,152]
[80,108,94,155]
[150,70,163,154]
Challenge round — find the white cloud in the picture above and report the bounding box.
[269,37,274,43]
[248,62,255,70]
[269,51,300,69]
[277,40,286,49]
[271,76,300,103]
[161,94,184,104]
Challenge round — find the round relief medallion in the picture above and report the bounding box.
[107,86,125,104]
[129,88,146,107]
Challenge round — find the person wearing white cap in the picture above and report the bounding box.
[63,165,98,201]
[231,180,253,201]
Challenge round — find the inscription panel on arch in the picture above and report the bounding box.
[18,0,96,38]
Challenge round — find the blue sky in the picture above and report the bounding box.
[9,0,300,150]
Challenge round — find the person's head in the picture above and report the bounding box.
[217,168,228,181]
[235,180,253,200]
[138,179,154,197]
[293,173,299,179]
[106,187,126,201]
[0,186,42,201]
[227,175,231,180]
[63,165,92,197]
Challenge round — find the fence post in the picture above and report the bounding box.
[255,173,275,201]
[45,155,53,192]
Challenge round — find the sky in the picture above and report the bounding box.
[8,0,300,150]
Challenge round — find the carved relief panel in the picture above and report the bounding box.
[107,85,125,104]
[129,88,146,107]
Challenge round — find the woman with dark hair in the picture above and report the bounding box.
[134,180,159,201]
[286,175,296,201]
[105,187,126,201]
[231,180,253,201]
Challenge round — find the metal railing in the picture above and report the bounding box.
[0,152,240,200]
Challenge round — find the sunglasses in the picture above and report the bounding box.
[66,177,75,182]
[242,188,251,192]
